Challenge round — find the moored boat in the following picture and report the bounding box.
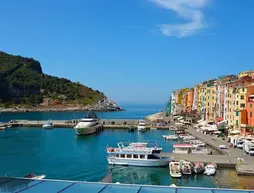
[169,161,182,178]
[42,121,53,129]
[162,135,178,140]
[137,120,146,131]
[25,174,46,180]
[204,163,217,176]
[180,161,192,175]
[106,141,170,167]
[74,112,103,136]
[193,162,205,174]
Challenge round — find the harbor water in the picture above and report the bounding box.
[1,128,254,189]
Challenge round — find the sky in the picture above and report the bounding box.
[0,0,254,104]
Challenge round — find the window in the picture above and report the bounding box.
[140,155,145,159]
[236,120,239,126]
[251,112,253,117]
[208,102,209,107]
[208,96,209,99]
[127,154,132,158]
[212,96,214,100]
[236,111,239,116]
[133,155,138,159]
[242,88,245,92]
[241,95,244,100]
[116,154,119,158]
[120,154,125,158]
[240,103,245,108]
[250,104,253,108]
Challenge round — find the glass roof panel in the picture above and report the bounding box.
[101,184,140,193]
[178,188,213,193]
[62,182,106,193]
[140,186,176,193]
[0,179,40,193]
[21,181,72,193]
[214,190,250,193]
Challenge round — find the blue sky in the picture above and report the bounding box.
[0,0,254,104]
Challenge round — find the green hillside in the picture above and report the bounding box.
[0,51,105,107]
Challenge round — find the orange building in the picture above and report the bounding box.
[247,95,254,126]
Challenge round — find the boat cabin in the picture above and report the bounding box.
[114,153,160,160]
[173,144,193,154]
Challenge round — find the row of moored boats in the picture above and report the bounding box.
[169,161,217,177]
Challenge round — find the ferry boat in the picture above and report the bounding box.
[169,162,182,178]
[193,162,205,174]
[42,121,53,129]
[204,163,217,176]
[137,120,146,131]
[74,112,103,136]
[106,142,170,167]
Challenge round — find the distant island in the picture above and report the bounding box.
[0,51,123,112]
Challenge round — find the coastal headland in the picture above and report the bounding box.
[0,51,123,113]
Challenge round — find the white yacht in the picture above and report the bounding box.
[137,120,146,131]
[74,112,103,136]
[106,142,170,167]
[42,121,53,129]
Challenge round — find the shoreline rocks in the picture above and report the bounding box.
[0,98,124,113]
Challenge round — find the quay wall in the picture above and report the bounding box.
[8,119,169,130]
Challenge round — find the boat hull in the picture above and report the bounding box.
[193,167,205,174]
[74,123,103,135]
[107,157,170,167]
[137,126,146,131]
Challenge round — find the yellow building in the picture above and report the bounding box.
[228,87,235,127]
[238,70,254,79]
[197,83,206,113]
[205,84,217,121]
[234,87,247,129]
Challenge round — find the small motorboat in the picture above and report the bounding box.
[169,162,182,178]
[219,145,228,149]
[193,162,205,174]
[42,121,53,129]
[25,174,46,180]
[204,163,217,176]
[162,135,178,140]
[180,161,192,175]
[150,127,157,130]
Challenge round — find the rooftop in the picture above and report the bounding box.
[0,177,252,193]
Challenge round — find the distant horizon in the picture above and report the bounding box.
[1,1,254,104]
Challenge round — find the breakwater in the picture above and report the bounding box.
[8,119,169,129]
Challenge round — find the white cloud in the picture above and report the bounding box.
[149,0,210,37]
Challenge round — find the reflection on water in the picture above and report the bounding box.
[110,166,217,188]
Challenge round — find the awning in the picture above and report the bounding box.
[229,130,240,134]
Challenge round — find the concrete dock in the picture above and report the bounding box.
[8,119,169,129]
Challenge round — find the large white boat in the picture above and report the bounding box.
[137,120,146,131]
[106,142,170,167]
[42,121,53,129]
[169,162,182,178]
[74,112,103,136]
